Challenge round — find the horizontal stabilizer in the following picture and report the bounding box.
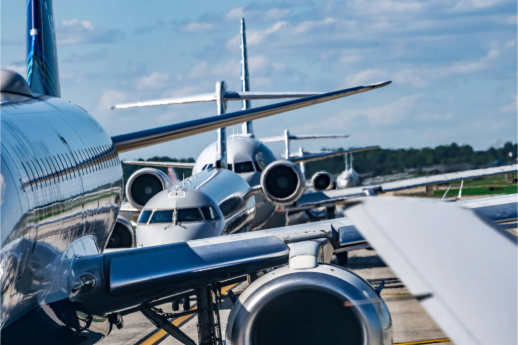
[261,133,350,143]
[111,81,391,152]
[122,160,195,169]
[289,145,379,164]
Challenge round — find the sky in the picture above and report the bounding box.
[1,0,517,160]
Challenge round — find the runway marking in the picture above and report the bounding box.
[137,283,239,345]
[395,338,451,345]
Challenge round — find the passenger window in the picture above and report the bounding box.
[201,206,220,220]
[138,210,153,224]
[234,161,255,174]
[177,208,203,222]
[81,149,92,173]
[150,210,173,224]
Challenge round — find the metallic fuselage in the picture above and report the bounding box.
[1,92,123,342]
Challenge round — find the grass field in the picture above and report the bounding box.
[433,172,517,198]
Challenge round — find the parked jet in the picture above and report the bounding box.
[0,3,396,344]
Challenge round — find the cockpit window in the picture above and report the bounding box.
[150,210,173,223]
[201,206,220,220]
[138,210,153,224]
[234,161,255,174]
[227,164,233,171]
[201,164,208,170]
[254,160,266,172]
[177,208,203,222]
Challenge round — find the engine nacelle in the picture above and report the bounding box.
[126,168,171,210]
[260,161,305,205]
[226,264,392,345]
[311,171,335,191]
[106,216,136,249]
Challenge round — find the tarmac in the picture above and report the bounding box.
[102,248,454,345]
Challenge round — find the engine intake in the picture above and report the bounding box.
[106,216,136,249]
[126,168,171,210]
[311,171,335,191]
[260,161,305,205]
[226,264,392,345]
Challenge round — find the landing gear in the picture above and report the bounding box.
[182,297,191,311]
[142,284,225,345]
[336,251,348,266]
[172,299,180,311]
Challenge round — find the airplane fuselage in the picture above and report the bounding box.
[1,91,123,342]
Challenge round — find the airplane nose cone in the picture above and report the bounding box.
[137,222,222,247]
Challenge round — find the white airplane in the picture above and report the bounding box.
[2,4,516,345]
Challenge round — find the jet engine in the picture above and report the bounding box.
[106,216,136,249]
[126,168,172,210]
[260,161,305,205]
[226,243,392,345]
[311,171,335,191]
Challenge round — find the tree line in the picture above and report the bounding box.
[123,142,517,182]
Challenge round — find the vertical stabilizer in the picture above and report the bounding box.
[240,18,253,136]
[216,81,228,168]
[26,0,60,97]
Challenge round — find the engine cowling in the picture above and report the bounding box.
[311,171,335,191]
[226,264,392,345]
[106,216,136,249]
[260,161,305,205]
[126,168,171,210]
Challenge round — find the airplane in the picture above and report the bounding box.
[115,18,381,238]
[113,18,518,254]
[0,2,400,344]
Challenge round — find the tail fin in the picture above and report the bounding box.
[240,18,253,135]
[456,180,463,201]
[27,0,60,97]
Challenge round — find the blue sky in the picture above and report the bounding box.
[2,0,517,160]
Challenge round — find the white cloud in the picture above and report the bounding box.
[504,40,516,49]
[180,22,220,34]
[345,69,389,87]
[347,0,426,16]
[98,90,128,111]
[226,7,290,21]
[450,0,502,11]
[58,19,124,45]
[135,73,170,90]
[4,65,25,76]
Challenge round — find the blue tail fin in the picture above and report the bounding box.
[26,0,60,97]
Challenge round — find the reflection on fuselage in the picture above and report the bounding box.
[136,168,256,246]
[193,136,278,229]
[1,92,123,342]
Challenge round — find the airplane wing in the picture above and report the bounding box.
[70,218,361,315]
[290,165,518,210]
[345,197,517,345]
[288,145,379,164]
[122,160,195,169]
[110,81,391,152]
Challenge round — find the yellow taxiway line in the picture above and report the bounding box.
[139,283,238,345]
